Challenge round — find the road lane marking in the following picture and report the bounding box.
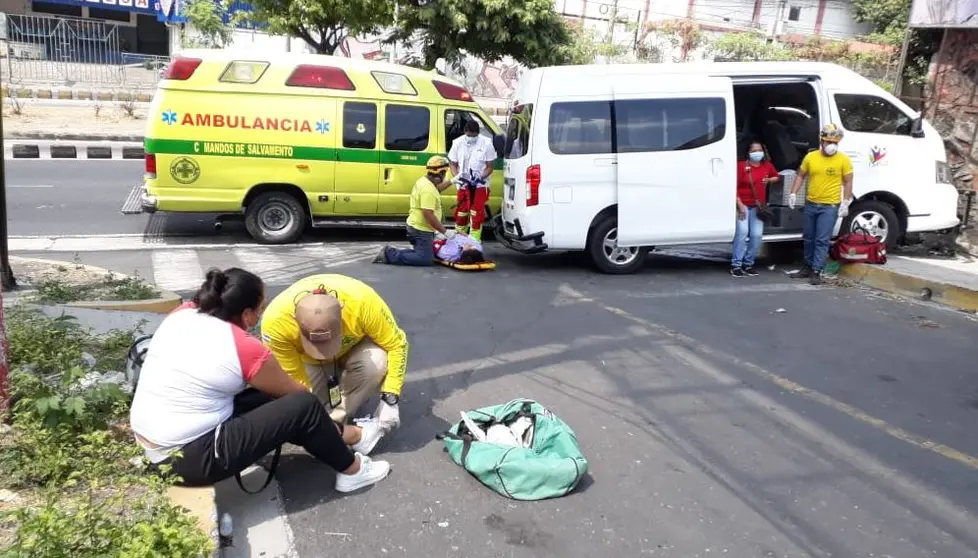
[151,249,205,292]
[9,184,55,188]
[8,234,388,253]
[558,283,978,471]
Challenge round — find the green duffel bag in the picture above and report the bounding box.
[437,399,588,501]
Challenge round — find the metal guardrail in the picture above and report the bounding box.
[0,12,168,89]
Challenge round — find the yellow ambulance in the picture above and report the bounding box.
[129,49,505,244]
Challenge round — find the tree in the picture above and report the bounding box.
[390,0,575,70]
[851,0,910,45]
[182,0,235,48]
[246,0,394,54]
[565,21,627,65]
[709,31,792,62]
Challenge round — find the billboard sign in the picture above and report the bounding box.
[910,0,978,27]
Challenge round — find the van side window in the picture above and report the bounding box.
[343,102,377,149]
[444,109,493,152]
[548,101,613,155]
[615,98,726,153]
[505,103,533,159]
[385,105,430,151]
[834,94,912,135]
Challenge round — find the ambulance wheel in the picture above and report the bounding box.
[245,191,307,244]
[587,216,648,275]
[842,200,901,250]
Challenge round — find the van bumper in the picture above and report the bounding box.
[491,214,548,254]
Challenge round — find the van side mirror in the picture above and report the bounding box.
[493,133,506,156]
[910,116,925,138]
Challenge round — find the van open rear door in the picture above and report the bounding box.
[614,75,737,246]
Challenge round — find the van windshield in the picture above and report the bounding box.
[504,104,533,159]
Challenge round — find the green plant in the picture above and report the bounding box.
[105,275,159,302]
[710,31,793,61]
[33,274,159,305]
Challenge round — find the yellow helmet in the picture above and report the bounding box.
[426,155,450,172]
[820,123,844,143]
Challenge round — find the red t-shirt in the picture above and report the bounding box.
[737,160,779,206]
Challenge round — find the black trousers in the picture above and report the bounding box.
[166,389,356,487]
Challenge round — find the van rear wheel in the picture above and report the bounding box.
[588,216,648,274]
[245,191,307,245]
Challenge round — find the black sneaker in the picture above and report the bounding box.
[809,272,823,285]
[730,267,746,278]
[743,266,759,276]
[792,266,813,279]
[373,247,388,264]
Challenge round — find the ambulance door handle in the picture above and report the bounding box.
[384,168,393,184]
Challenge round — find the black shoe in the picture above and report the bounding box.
[792,266,813,279]
[373,247,388,264]
[730,267,746,278]
[809,273,823,285]
[743,266,759,276]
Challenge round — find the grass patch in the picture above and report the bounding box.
[0,306,213,557]
[35,273,160,304]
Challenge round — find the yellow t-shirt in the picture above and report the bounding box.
[800,150,853,205]
[259,274,409,396]
[406,176,442,232]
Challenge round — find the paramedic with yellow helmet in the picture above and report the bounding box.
[260,275,409,456]
[375,155,463,266]
[787,123,854,285]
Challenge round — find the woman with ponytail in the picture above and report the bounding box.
[129,267,391,493]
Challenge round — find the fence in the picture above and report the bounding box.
[0,12,168,89]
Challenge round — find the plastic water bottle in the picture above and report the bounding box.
[219,513,233,538]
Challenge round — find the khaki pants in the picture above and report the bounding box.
[305,340,387,424]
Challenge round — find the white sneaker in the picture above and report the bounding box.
[351,418,385,456]
[334,453,391,493]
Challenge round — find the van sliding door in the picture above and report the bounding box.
[614,76,737,246]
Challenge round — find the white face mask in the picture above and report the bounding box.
[823,143,838,156]
[465,135,478,145]
[748,151,764,163]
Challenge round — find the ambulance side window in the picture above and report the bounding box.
[385,104,430,152]
[343,102,377,149]
[444,109,493,151]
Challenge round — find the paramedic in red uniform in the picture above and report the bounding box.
[731,141,780,278]
[448,119,497,242]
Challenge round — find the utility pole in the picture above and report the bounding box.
[606,0,619,46]
[0,69,14,291]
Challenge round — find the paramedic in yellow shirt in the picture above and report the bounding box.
[260,274,408,455]
[787,123,854,285]
[375,155,461,266]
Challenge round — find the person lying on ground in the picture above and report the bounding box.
[129,267,390,493]
[375,155,462,266]
[433,234,492,265]
[259,274,408,455]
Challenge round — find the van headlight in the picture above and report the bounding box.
[936,161,951,185]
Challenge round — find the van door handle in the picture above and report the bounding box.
[384,168,393,184]
[711,158,722,176]
[594,157,617,167]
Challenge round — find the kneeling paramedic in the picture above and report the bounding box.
[375,155,461,266]
[448,119,497,242]
[260,274,409,455]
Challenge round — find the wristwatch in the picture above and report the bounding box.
[381,392,399,406]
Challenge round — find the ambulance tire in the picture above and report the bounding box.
[245,191,307,245]
[587,216,649,275]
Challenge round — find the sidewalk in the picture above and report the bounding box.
[837,254,978,312]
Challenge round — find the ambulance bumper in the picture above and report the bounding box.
[491,214,548,254]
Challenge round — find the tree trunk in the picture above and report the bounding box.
[0,282,9,418]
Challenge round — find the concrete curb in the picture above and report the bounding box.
[837,262,978,312]
[166,485,220,557]
[2,85,154,104]
[5,140,145,159]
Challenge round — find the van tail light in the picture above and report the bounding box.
[145,153,157,179]
[163,57,202,80]
[526,164,540,207]
[286,65,356,90]
[433,80,473,102]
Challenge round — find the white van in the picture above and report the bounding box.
[493,62,959,274]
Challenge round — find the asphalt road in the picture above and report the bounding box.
[5,160,219,237]
[37,246,978,558]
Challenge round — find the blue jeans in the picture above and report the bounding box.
[384,226,435,266]
[731,207,764,269]
[802,203,839,272]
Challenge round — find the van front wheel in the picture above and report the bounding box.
[842,200,901,250]
[245,191,307,244]
[588,216,648,274]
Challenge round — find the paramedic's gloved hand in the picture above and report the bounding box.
[839,199,851,218]
[444,229,457,240]
[376,396,401,431]
[788,193,797,209]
